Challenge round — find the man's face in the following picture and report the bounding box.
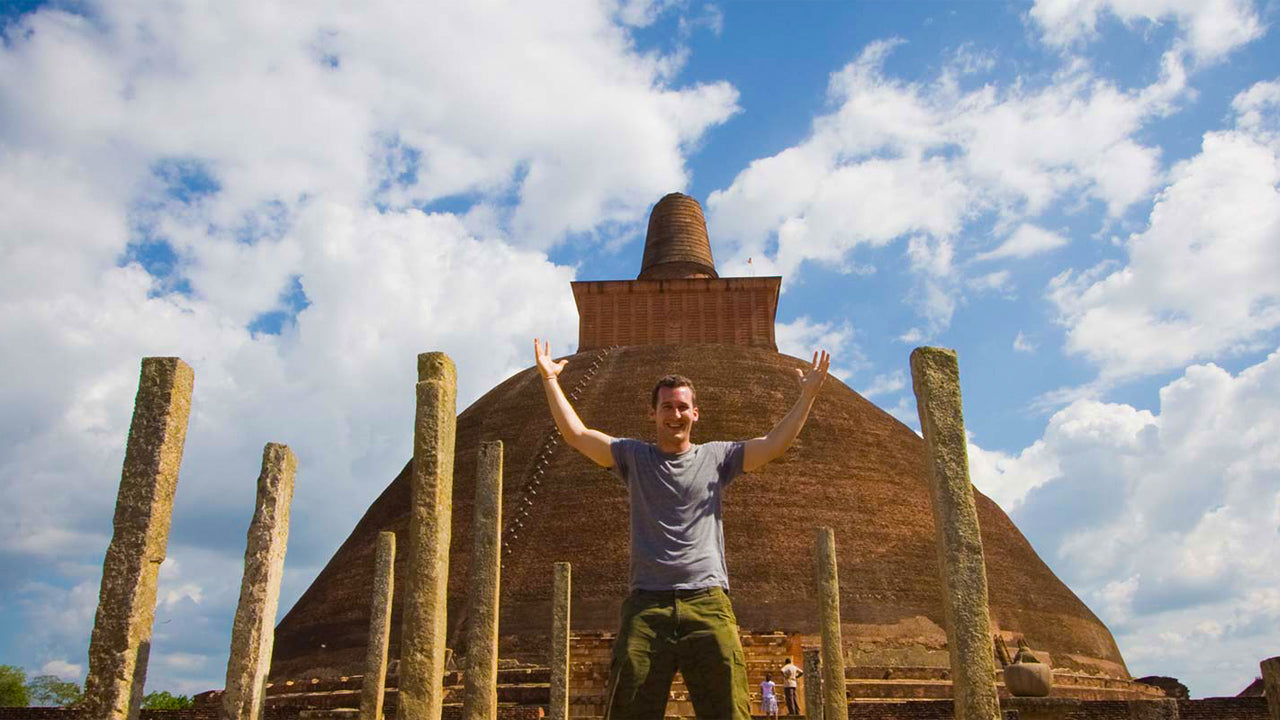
[650,385,698,450]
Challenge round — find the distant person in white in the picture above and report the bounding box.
[780,657,804,715]
[761,673,779,719]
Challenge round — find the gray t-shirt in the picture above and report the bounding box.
[609,438,746,591]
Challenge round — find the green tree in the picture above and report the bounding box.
[0,665,29,707]
[142,690,193,709]
[26,675,82,706]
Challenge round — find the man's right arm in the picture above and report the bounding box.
[535,338,615,468]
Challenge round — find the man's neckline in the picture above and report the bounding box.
[653,442,695,459]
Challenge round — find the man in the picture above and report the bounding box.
[533,339,831,719]
[779,657,804,715]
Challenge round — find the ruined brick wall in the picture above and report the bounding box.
[1178,697,1271,720]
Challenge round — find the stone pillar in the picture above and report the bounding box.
[1262,656,1280,720]
[550,562,571,720]
[803,647,822,720]
[910,347,1000,720]
[360,532,397,720]
[83,357,194,720]
[814,527,846,720]
[462,442,503,720]
[222,444,297,720]
[397,352,458,720]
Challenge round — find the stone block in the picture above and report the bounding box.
[814,527,846,720]
[398,352,457,720]
[83,357,194,720]
[223,443,297,720]
[910,347,1000,720]
[361,532,396,720]
[462,441,503,720]
[551,562,571,720]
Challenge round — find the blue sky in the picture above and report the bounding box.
[1,0,1278,701]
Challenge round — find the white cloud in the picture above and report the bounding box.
[859,371,907,398]
[976,224,1069,261]
[707,39,1181,333]
[1231,79,1280,135]
[1049,80,1280,382]
[0,1,739,251]
[1013,331,1038,353]
[774,316,865,382]
[969,269,1013,294]
[970,349,1280,694]
[38,659,83,682]
[1028,0,1264,63]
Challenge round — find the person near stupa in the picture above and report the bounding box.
[779,657,804,715]
[534,338,832,720]
[760,672,780,719]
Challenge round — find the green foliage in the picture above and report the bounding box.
[26,675,82,706]
[142,690,193,709]
[0,665,30,707]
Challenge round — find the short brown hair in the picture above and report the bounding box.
[651,374,696,409]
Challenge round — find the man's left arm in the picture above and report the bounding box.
[742,350,831,472]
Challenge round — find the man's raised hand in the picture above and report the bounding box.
[534,338,568,381]
[796,350,831,398]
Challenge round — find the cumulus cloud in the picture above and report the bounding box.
[1013,332,1039,353]
[1028,0,1264,64]
[859,371,906,398]
[976,224,1069,261]
[775,316,865,382]
[38,659,83,682]
[1049,80,1280,383]
[970,349,1280,694]
[0,0,737,693]
[706,38,1181,336]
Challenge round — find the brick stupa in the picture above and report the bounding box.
[267,193,1158,715]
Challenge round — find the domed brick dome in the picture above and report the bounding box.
[269,194,1136,703]
[270,343,1128,681]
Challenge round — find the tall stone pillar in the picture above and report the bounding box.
[802,648,822,720]
[462,442,503,720]
[814,527,846,720]
[83,357,194,720]
[361,532,397,720]
[550,562,571,720]
[1261,656,1280,720]
[398,352,458,720]
[222,443,297,720]
[910,347,1000,720]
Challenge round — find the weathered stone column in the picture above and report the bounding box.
[910,347,1000,720]
[222,443,297,720]
[803,647,822,720]
[814,527,846,720]
[462,441,503,720]
[397,352,458,720]
[83,357,194,720]
[360,532,397,720]
[551,562,571,720]
[1262,656,1280,720]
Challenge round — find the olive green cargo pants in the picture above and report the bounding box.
[604,587,750,720]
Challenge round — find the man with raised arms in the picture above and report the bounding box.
[533,339,832,720]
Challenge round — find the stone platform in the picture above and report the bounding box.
[258,632,1164,719]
